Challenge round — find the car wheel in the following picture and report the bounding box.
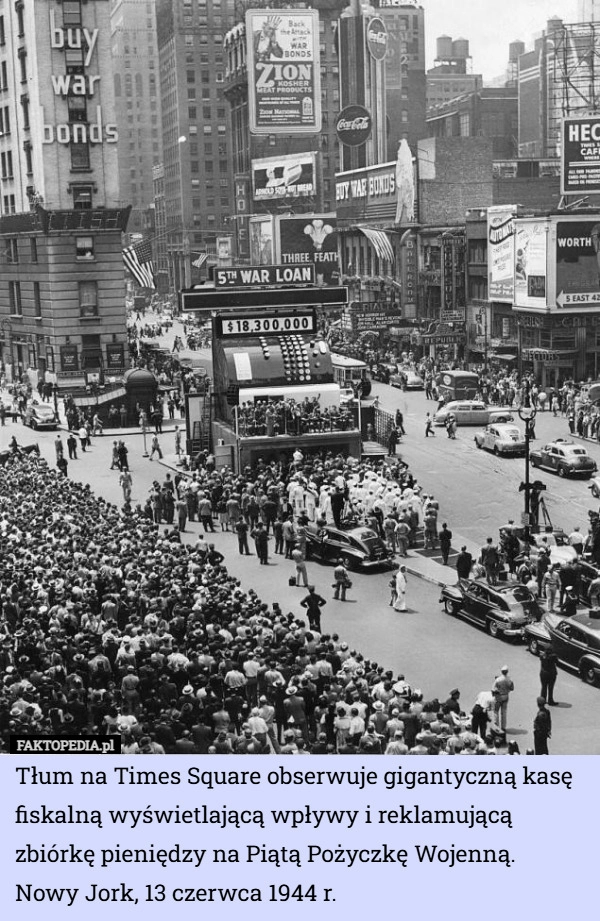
[528,637,541,656]
[444,599,461,615]
[487,619,500,638]
[475,439,482,449]
[530,456,539,468]
[31,420,37,430]
[493,446,500,456]
[592,485,600,499]
[558,466,567,478]
[581,663,598,685]
[341,554,354,571]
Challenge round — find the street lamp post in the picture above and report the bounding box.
[518,404,538,546]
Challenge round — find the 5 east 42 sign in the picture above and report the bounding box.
[246,9,322,135]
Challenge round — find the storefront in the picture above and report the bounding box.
[517,313,599,386]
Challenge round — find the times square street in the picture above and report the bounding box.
[3,328,600,753]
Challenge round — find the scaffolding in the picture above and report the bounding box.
[547,21,600,157]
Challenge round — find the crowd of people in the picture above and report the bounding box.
[236,398,356,437]
[0,443,534,755]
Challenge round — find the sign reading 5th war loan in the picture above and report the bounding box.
[246,9,321,135]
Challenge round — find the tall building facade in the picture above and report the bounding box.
[156,0,236,291]
[110,0,162,237]
[223,0,344,263]
[0,0,129,386]
[378,0,426,159]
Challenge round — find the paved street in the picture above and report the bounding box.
[372,380,600,546]
[3,383,600,753]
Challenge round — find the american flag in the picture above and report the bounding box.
[123,238,156,289]
[192,252,208,269]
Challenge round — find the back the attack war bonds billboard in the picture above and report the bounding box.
[246,9,321,135]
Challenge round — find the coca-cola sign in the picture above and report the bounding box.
[366,17,388,61]
[335,105,372,147]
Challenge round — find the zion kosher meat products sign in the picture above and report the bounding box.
[246,9,322,135]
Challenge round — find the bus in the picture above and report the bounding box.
[330,353,372,397]
[435,370,480,402]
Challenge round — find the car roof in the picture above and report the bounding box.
[571,611,600,633]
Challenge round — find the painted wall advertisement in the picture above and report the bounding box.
[513,220,548,310]
[555,218,600,308]
[561,116,600,195]
[252,152,317,201]
[487,205,516,303]
[246,9,321,135]
[277,214,340,287]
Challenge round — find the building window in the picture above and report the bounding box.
[6,238,18,263]
[30,238,38,262]
[15,2,24,37]
[72,185,93,210]
[0,61,7,91]
[1,150,13,179]
[70,142,90,170]
[20,94,29,129]
[9,280,22,315]
[79,281,98,318]
[18,48,27,83]
[3,194,15,213]
[68,95,87,122]
[0,16,5,46]
[65,47,84,74]
[62,1,82,26]
[33,281,42,318]
[24,142,33,174]
[76,236,94,260]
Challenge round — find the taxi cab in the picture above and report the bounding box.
[474,423,526,456]
[529,440,597,478]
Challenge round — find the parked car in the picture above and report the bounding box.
[434,401,514,427]
[524,611,600,685]
[305,524,393,571]
[439,578,541,639]
[529,439,597,478]
[588,476,600,499]
[401,368,424,390]
[24,403,58,430]
[474,423,526,456]
[373,363,397,383]
[389,372,407,390]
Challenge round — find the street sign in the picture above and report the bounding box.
[521,512,530,526]
[556,290,600,308]
[180,286,348,313]
[213,264,315,288]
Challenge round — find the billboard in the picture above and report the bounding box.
[246,9,321,135]
[276,214,340,287]
[561,116,600,195]
[251,152,317,202]
[513,220,548,310]
[487,205,517,303]
[249,216,274,265]
[555,218,600,308]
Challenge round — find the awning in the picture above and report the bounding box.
[358,227,395,265]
